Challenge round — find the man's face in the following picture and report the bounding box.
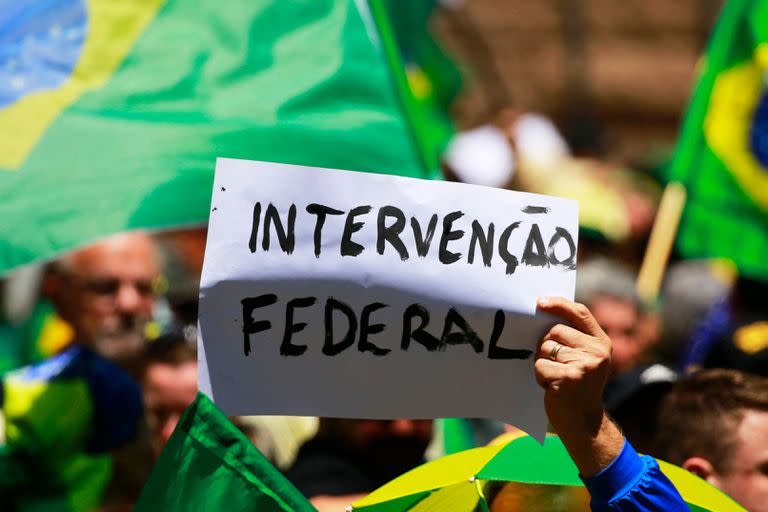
[590,295,641,375]
[50,233,158,359]
[713,410,768,512]
[143,360,198,455]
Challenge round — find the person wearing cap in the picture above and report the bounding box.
[603,363,677,454]
[535,296,687,511]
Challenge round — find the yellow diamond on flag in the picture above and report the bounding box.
[0,0,163,171]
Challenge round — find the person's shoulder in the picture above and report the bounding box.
[284,439,372,497]
[75,349,143,453]
[4,344,84,383]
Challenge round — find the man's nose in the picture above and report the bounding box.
[115,282,143,311]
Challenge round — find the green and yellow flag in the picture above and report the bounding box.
[0,0,449,274]
[135,392,316,511]
[670,0,768,281]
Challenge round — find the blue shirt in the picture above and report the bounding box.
[582,440,689,511]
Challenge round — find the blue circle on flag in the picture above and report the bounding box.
[750,90,768,170]
[0,0,87,108]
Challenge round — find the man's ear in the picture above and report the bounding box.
[682,457,719,484]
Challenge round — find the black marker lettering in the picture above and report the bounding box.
[241,294,278,356]
[487,310,533,359]
[548,227,577,269]
[358,302,390,356]
[322,298,357,356]
[280,297,316,356]
[262,203,297,254]
[411,214,438,257]
[248,202,262,253]
[306,203,344,257]
[522,223,548,267]
[341,205,372,257]
[498,221,521,275]
[439,308,484,353]
[467,220,495,267]
[522,205,550,214]
[439,211,465,264]
[401,304,440,351]
[377,206,409,261]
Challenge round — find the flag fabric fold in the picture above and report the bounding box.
[0,0,446,274]
[135,392,316,511]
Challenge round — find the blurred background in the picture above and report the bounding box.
[438,0,723,163]
[2,0,767,510]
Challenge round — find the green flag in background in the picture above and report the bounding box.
[378,0,462,173]
[135,392,316,511]
[669,0,768,281]
[0,0,447,274]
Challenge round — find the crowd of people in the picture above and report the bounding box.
[2,0,766,509]
[0,180,766,511]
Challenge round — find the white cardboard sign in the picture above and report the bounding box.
[198,158,579,438]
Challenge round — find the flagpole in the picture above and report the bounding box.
[636,182,687,304]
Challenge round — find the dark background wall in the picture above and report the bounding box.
[435,0,725,164]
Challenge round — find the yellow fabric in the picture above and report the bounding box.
[0,0,163,169]
[37,314,75,357]
[704,60,768,210]
[733,321,768,354]
[352,443,507,508]
[487,429,527,447]
[407,482,481,512]
[354,435,745,512]
[3,379,92,456]
[755,43,768,69]
[658,460,747,512]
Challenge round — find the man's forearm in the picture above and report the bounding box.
[550,408,624,477]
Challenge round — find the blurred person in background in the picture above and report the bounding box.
[657,260,734,366]
[42,231,160,361]
[0,232,159,510]
[682,275,768,377]
[138,333,313,472]
[139,333,199,457]
[154,227,208,343]
[602,363,677,454]
[285,418,433,511]
[655,369,768,512]
[576,258,652,377]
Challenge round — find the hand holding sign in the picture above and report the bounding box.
[534,296,622,476]
[199,158,579,438]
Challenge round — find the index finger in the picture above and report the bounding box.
[536,296,607,338]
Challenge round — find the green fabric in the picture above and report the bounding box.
[0,301,59,376]
[0,0,441,274]
[135,392,316,511]
[355,493,429,512]
[384,0,462,110]
[377,0,459,173]
[669,0,768,281]
[477,436,582,486]
[439,418,477,455]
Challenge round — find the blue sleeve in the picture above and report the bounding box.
[581,439,689,512]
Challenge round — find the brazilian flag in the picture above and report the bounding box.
[670,0,768,281]
[0,0,449,274]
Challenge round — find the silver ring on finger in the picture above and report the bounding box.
[549,342,563,362]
